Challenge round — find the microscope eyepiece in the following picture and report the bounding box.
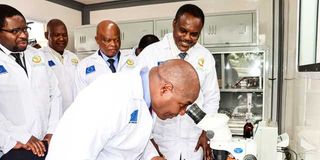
[186,103,206,124]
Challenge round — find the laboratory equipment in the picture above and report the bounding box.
[186,103,257,160]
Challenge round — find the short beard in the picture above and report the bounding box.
[12,45,27,52]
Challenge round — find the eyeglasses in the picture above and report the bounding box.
[0,27,31,35]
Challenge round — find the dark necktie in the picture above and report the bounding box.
[11,53,27,74]
[107,59,116,73]
[178,52,187,60]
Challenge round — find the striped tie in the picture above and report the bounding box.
[107,58,116,73]
[178,52,187,60]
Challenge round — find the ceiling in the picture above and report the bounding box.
[48,0,188,24]
[73,0,119,5]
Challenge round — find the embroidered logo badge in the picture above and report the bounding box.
[32,55,41,63]
[198,58,205,67]
[85,65,95,75]
[129,109,138,123]
[71,58,78,65]
[48,60,56,67]
[126,59,134,67]
[0,65,8,74]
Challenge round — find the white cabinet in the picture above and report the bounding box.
[212,50,267,135]
[118,20,154,49]
[154,19,172,40]
[203,12,257,47]
[74,25,98,52]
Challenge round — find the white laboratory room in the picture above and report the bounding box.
[0,0,319,160]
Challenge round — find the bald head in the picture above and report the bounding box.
[149,59,200,120]
[96,20,120,35]
[95,20,121,57]
[45,19,68,54]
[159,59,199,98]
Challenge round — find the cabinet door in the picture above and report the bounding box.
[74,25,98,52]
[118,21,154,49]
[213,51,265,135]
[155,19,173,40]
[203,12,256,46]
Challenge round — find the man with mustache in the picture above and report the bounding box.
[0,4,62,160]
[46,59,200,160]
[139,4,220,160]
[40,19,79,113]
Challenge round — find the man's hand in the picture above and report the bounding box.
[43,134,53,145]
[195,130,212,160]
[151,156,166,160]
[25,136,46,157]
[13,141,25,149]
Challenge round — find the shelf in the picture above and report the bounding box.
[220,88,263,92]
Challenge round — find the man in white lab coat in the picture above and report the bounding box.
[138,4,220,160]
[74,20,138,94]
[46,59,200,160]
[40,19,79,113]
[0,4,62,160]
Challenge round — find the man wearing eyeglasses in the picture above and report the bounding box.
[0,4,62,160]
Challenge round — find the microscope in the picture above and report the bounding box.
[186,103,257,160]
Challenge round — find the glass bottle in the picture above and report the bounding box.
[243,118,254,138]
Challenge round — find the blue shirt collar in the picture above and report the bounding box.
[99,50,120,67]
[140,67,151,108]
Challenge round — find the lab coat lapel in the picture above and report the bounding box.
[0,51,30,78]
[95,50,109,68]
[117,52,127,71]
[24,51,34,79]
[0,51,17,67]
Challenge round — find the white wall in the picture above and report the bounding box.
[0,0,82,51]
[283,0,320,159]
[90,0,273,48]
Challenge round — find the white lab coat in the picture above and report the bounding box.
[74,49,138,94]
[122,47,137,56]
[0,45,62,154]
[46,69,157,160]
[40,46,79,113]
[138,33,220,160]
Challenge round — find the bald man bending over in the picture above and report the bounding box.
[74,20,138,95]
[40,19,79,113]
[46,59,200,160]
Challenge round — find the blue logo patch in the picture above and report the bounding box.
[48,60,56,67]
[234,147,243,154]
[85,65,96,75]
[129,109,138,123]
[0,65,8,74]
[157,61,164,66]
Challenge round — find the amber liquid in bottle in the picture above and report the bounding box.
[243,120,254,138]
